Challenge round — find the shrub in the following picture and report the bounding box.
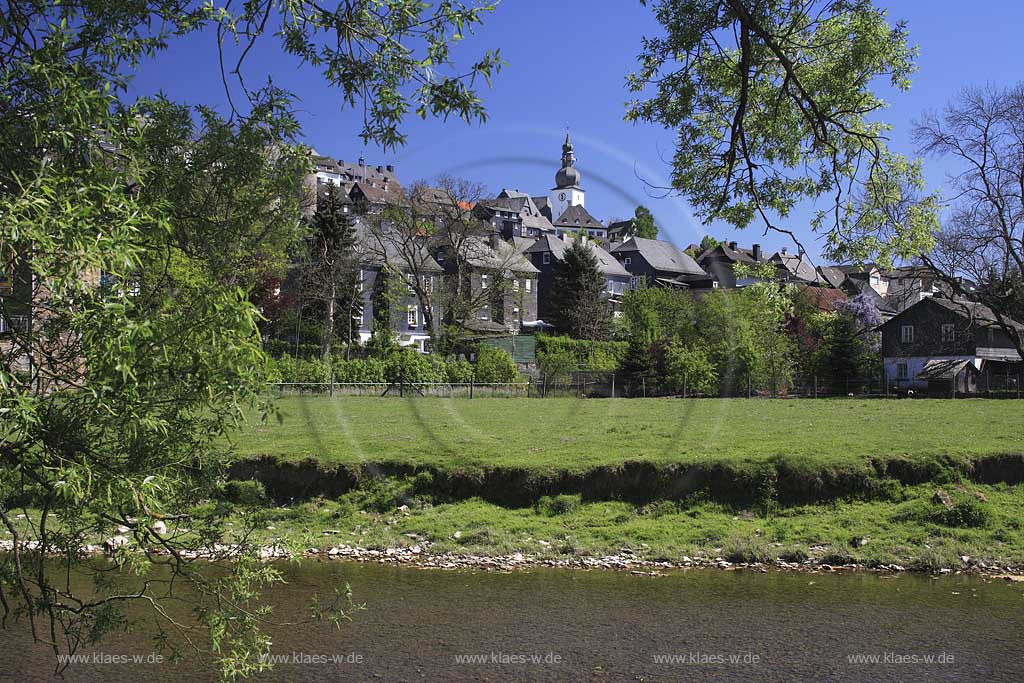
[383,349,446,384]
[474,345,519,383]
[342,475,431,513]
[637,500,680,518]
[270,355,331,383]
[219,480,267,506]
[894,490,991,529]
[535,494,582,516]
[332,358,386,383]
[664,342,717,395]
[445,357,474,383]
[722,536,773,564]
[536,334,627,372]
[934,495,990,528]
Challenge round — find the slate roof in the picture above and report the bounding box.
[612,237,708,277]
[482,193,554,232]
[353,217,443,272]
[532,196,551,220]
[434,235,539,275]
[837,263,880,276]
[553,204,605,231]
[916,358,977,381]
[928,297,1024,333]
[524,235,630,278]
[697,243,762,264]
[817,265,848,289]
[772,252,823,284]
[607,219,635,239]
[350,179,407,206]
[311,154,399,185]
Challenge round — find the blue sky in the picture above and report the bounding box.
[129,1,1024,260]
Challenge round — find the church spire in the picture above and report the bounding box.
[555,129,580,189]
[561,129,575,168]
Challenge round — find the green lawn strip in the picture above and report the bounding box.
[237,397,1024,472]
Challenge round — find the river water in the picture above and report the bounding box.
[2,562,1023,682]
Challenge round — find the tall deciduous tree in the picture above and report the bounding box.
[0,0,500,677]
[628,0,937,264]
[551,241,611,340]
[913,85,1024,358]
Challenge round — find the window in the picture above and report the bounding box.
[871,274,881,286]
[357,269,364,293]
[481,274,488,289]
[941,323,955,343]
[900,325,914,344]
[542,253,550,265]
[513,306,520,320]
[525,279,532,292]
[480,305,490,320]
[406,274,415,293]
[630,276,641,290]
[407,306,417,328]
[897,362,909,380]
[624,257,632,266]
[512,278,520,292]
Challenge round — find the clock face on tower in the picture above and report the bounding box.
[559,192,566,201]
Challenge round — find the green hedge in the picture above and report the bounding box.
[268,348,521,385]
[535,334,627,372]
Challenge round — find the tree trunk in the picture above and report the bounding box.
[322,281,336,360]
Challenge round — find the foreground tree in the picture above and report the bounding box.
[0,0,500,677]
[550,241,611,340]
[628,0,937,264]
[913,85,1024,358]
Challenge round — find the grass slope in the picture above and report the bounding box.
[239,396,1024,471]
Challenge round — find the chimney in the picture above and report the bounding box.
[728,241,738,251]
[386,164,394,173]
[781,247,788,255]
[752,244,762,261]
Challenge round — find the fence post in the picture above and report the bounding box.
[329,369,335,398]
[642,377,646,398]
[470,379,474,400]
[814,375,817,399]
[747,374,751,399]
[611,372,616,399]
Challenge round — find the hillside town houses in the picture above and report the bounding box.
[233,134,1022,389]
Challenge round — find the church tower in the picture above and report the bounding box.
[548,131,584,222]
